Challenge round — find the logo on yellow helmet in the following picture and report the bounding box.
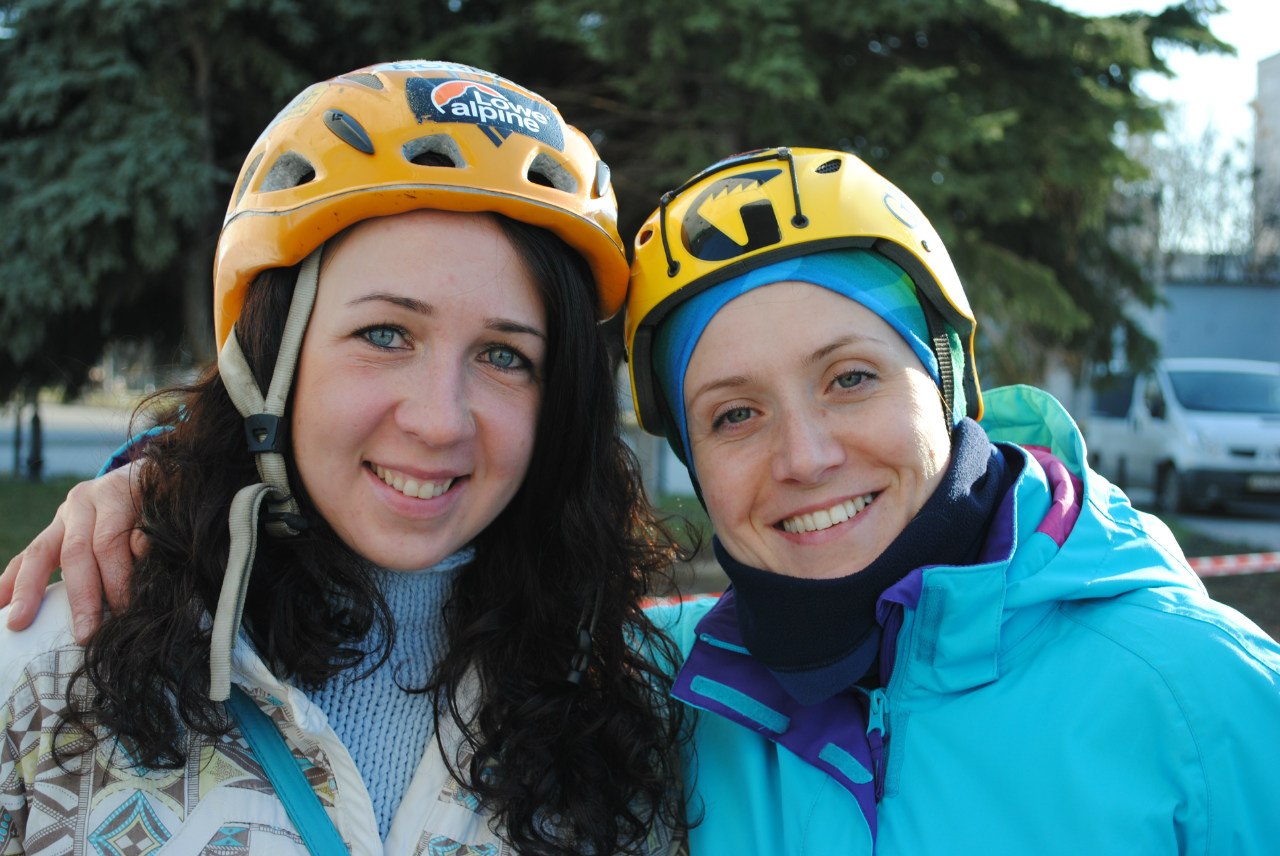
[883,191,922,229]
[680,168,785,261]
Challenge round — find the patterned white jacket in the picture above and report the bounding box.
[0,585,522,856]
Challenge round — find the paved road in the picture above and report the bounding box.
[1124,487,1280,553]
[1178,507,1280,552]
[1,402,133,479]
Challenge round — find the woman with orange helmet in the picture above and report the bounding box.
[0,61,686,855]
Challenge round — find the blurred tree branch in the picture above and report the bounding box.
[0,0,1230,399]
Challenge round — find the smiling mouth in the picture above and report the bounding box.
[372,464,455,500]
[779,492,879,534]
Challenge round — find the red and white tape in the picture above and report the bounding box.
[1188,553,1280,577]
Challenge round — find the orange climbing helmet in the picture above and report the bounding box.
[213,60,626,349]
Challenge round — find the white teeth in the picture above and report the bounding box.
[781,493,877,534]
[374,464,453,500]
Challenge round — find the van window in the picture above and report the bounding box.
[1091,373,1135,417]
[1167,370,1280,414]
[1143,378,1167,419]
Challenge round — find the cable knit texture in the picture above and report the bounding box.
[304,548,471,839]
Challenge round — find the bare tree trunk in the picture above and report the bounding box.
[182,242,216,363]
[11,398,22,478]
[26,406,43,484]
[180,22,218,364]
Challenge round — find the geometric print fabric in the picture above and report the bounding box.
[2,609,679,856]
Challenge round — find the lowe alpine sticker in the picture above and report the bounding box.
[405,75,564,151]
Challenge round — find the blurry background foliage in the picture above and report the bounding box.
[0,0,1229,402]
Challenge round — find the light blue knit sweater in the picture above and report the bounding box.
[304,549,472,839]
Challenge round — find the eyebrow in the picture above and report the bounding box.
[686,374,753,405]
[347,292,432,313]
[346,293,546,340]
[805,333,890,366]
[687,332,891,404]
[487,318,546,341]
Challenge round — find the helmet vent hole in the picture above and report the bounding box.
[638,228,653,245]
[411,152,455,167]
[815,158,842,174]
[259,151,316,192]
[527,153,578,193]
[594,161,612,198]
[338,72,384,90]
[235,152,265,205]
[403,134,466,168]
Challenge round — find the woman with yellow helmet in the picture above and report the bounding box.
[0,61,686,855]
[631,147,1280,854]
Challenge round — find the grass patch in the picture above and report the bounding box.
[655,493,711,553]
[0,475,79,567]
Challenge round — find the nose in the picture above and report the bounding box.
[770,405,845,484]
[394,362,476,447]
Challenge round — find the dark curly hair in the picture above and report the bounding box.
[60,214,693,855]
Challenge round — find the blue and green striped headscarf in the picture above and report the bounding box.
[651,249,965,468]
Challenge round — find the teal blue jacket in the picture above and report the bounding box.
[652,386,1280,855]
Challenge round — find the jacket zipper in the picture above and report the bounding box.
[865,686,889,801]
[864,596,909,803]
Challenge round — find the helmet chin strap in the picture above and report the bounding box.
[209,247,322,702]
[916,292,957,428]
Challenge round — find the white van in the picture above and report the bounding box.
[1084,358,1280,512]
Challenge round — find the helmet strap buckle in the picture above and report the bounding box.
[244,413,283,454]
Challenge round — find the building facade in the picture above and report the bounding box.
[1255,52,1280,257]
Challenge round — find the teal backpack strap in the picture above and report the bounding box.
[227,686,350,855]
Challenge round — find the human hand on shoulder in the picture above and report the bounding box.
[1,464,146,641]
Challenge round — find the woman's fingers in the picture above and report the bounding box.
[97,472,148,612]
[57,482,110,642]
[3,511,70,632]
[1,466,142,641]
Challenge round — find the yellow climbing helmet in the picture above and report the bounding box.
[625,146,982,434]
[213,60,626,350]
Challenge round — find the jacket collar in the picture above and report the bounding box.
[671,587,882,838]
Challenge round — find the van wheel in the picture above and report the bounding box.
[1156,465,1191,513]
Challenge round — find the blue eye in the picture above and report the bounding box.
[482,345,530,372]
[488,347,516,368]
[712,406,753,430]
[835,370,871,389]
[360,325,404,348]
